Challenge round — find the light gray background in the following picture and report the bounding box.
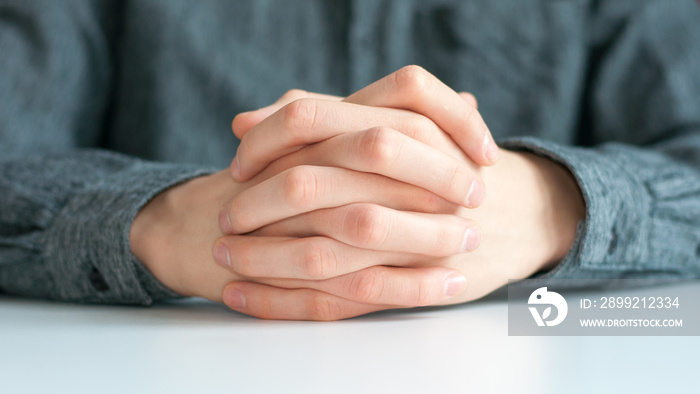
[2,283,698,394]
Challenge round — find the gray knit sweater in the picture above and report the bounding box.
[1,0,699,305]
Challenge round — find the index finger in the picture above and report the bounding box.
[344,65,499,166]
[232,90,343,139]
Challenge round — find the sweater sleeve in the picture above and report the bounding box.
[0,0,213,304]
[501,0,700,283]
[0,152,213,304]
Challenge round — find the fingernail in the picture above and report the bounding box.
[465,179,485,208]
[444,274,467,297]
[230,155,241,179]
[483,133,499,164]
[224,288,246,309]
[461,227,481,252]
[219,207,234,234]
[213,242,231,268]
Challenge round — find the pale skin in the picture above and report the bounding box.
[130,66,585,320]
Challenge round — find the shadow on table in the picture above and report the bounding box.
[4,279,693,327]
[0,288,508,327]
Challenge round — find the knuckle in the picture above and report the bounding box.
[434,226,458,256]
[228,197,255,232]
[283,98,321,140]
[281,89,307,101]
[360,127,400,169]
[257,295,275,320]
[414,278,434,306]
[346,205,387,247]
[419,191,451,214]
[442,165,468,200]
[403,115,435,141]
[230,242,257,277]
[281,166,321,209]
[307,294,343,321]
[432,217,469,256]
[393,65,430,94]
[349,270,385,304]
[462,100,477,125]
[303,241,338,280]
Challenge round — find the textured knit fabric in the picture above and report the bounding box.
[1,0,699,305]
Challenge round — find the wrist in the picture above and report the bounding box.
[476,150,585,277]
[518,152,585,270]
[130,171,236,298]
[130,177,192,296]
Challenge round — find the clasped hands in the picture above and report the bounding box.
[130,66,585,320]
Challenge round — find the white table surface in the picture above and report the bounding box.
[2,282,698,394]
